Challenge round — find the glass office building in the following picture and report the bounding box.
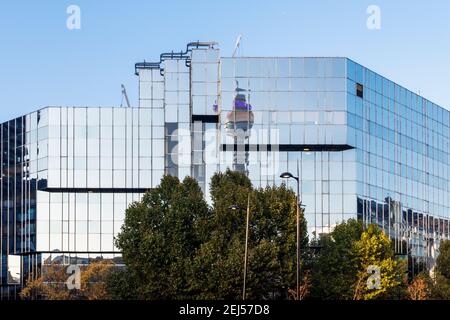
[0,108,150,298]
[1,41,449,298]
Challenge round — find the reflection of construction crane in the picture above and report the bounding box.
[121,84,131,108]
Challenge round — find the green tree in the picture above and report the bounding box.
[435,240,450,279]
[110,170,309,300]
[189,169,308,300]
[430,273,450,300]
[310,220,404,300]
[112,175,210,299]
[310,219,363,299]
[430,240,450,299]
[106,268,140,300]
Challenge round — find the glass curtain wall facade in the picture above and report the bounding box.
[1,41,450,298]
[217,56,354,239]
[0,107,151,299]
[347,60,450,270]
[136,42,450,273]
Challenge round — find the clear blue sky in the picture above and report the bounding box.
[1,0,449,121]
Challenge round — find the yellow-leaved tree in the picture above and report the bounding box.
[352,224,406,300]
[20,260,114,300]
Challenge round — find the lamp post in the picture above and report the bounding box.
[230,194,251,300]
[280,171,302,300]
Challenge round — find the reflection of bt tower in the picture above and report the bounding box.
[225,82,254,174]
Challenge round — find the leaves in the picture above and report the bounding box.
[20,261,114,300]
[407,274,430,300]
[310,219,363,300]
[113,175,210,300]
[352,224,403,300]
[436,240,450,279]
[110,170,308,300]
[429,240,450,299]
[310,220,405,300]
[19,169,450,300]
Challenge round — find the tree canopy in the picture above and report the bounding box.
[20,260,114,300]
[21,170,450,301]
[430,240,450,299]
[110,170,308,300]
[310,220,405,300]
[113,175,210,299]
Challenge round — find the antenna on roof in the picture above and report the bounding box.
[232,34,242,58]
[121,84,131,108]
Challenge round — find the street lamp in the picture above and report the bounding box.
[280,171,302,300]
[229,194,251,300]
